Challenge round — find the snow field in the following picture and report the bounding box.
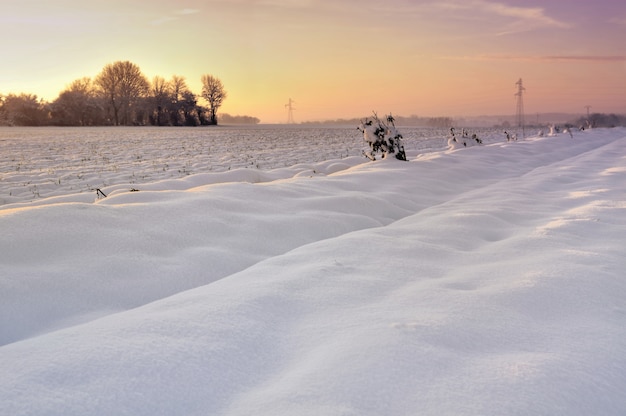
[1,127,625,415]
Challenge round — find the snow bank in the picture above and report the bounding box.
[1,128,625,415]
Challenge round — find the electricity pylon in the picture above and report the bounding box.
[515,78,525,138]
[285,98,295,124]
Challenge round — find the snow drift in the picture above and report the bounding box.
[1,127,625,415]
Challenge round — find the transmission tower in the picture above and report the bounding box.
[285,98,295,124]
[515,78,525,137]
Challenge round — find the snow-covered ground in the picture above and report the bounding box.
[1,126,625,415]
[0,125,363,205]
[0,125,504,206]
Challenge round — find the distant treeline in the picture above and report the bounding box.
[219,114,261,125]
[301,115,454,128]
[0,60,259,127]
[304,113,626,129]
[568,113,626,128]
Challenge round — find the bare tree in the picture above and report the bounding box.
[150,76,172,125]
[95,61,149,125]
[170,75,189,104]
[68,77,93,95]
[169,75,194,126]
[200,74,227,125]
[151,76,171,103]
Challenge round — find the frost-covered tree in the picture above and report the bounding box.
[200,74,227,125]
[95,61,149,125]
[0,95,6,125]
[0,93,49,126]
[2,65,260,127]
[51,77,104,126]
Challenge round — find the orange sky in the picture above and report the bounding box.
[1,0,625,123]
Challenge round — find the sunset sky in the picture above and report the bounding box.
[1,0,625,123]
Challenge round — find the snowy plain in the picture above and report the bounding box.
[1,125,625,415]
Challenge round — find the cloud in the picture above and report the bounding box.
[440,54,626,62]
[609,16,626,25]
[256,0,313,7]
[538,55,626,62]
[432,0,570,34]
[207,0,313,8]
[477,1,570,28]
[151,16,178,25]
[176,8,200,15]
[151,8,200,25]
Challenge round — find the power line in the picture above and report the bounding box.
[285,98,295,124]
[515,78,525,138]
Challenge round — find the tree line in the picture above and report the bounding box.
[0,60,258,127]
[570,113,626,128]
[301,115,454,128]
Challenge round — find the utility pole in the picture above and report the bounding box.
[584,105,592,118]
[285,98,295,124]
[515,78,525,138]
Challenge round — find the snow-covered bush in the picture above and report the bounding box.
[357,113,406,161]
[448,127,483,150]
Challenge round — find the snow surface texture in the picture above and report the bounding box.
[1,127,625,415]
